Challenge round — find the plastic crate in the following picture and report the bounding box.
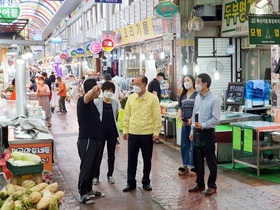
[6,161,44,175]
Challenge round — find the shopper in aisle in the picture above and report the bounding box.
[93,81,120,185]
[122,75,162,192]
[177,75,197,176]
[49,71,56,89]
[77,78,105,204]
[188,73,220,196]
[57,76,67,113]
[36,76,52,127]
[103,73,123,108]
[148,72,166,144]
[42,72,52,101]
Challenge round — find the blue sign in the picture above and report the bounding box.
[95,0,122,4]
[76,48,84,55]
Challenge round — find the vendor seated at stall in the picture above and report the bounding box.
[1,79,16,100]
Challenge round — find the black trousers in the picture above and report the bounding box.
[193,128,217,189]
[94,130,118,178]
[127,134,153,187]
[77,138,102,196]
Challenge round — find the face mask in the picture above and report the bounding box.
[103,91,113,99]
[133,85,141,94]
[184,82,192,90]
[195,84,202,92]
[160,80,165,84]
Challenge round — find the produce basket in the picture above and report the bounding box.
[6,161,44,176]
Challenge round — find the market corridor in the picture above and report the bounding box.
[50,101,280,210]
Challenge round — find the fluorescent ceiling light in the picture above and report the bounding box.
[255,0,270,9]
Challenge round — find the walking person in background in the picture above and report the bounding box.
[122,75,162,192]
[36,76,52,127]
[77,78,105,204]
[188,73,220,196]
[148,72,166,144]
[57,76,67,113]
[49,71,56,89]
[177,75,197,176]
[42,72,52,101]
[93,81,120,185]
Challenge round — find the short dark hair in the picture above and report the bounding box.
[84,78,97,93]
[197,73,211,88]
[11,79,15,86]
[102,81,115,93]
[57,76,61,80]
[42,72,47,77]
[139,75,148,85]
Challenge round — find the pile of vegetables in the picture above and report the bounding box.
[8,152,41,167]
[0,181,64,210]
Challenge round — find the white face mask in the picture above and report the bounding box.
[133,85,141,94]
[184,82,192,90]
[103,91,113,99]
[195,84,202,92]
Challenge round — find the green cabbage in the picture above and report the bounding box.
[11,152,41,164]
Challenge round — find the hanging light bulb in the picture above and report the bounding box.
[160,50,165,59]
[132,54,136,59]
[141,53,146,60]
[214,70,219,80]
[195,64,200,73]
[149,52,154,60]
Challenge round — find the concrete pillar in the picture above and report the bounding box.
[15,59,27,116]
[172,0,195,100]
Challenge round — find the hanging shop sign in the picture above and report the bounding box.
[221,0,253,37]
[60,53,67,60]
[71,50,76,57]
[76,48,84,57]
[86,43,91,54]
[0,0,21,23]
[101,38,114,52]
[154,1,178,20]
[51,37,62,44]
[248,15,280,45]
[89,42,102,54]
[95,0,122,3]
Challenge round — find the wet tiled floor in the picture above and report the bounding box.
[49,100,280,210]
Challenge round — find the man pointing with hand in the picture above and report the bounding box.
[122,75,162,192]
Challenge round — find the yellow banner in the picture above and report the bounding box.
[115,16,162,46]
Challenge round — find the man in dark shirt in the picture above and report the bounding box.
[148,72,166,100]
[49,71,56,90]
[77,78,105,204]
[147,72,166,144]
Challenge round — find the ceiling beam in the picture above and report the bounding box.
[197,0,223,5]
[0,39,44,46]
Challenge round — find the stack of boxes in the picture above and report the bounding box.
[245,80,270,108]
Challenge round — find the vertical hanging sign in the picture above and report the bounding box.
[0,0,21,23]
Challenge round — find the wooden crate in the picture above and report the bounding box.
[10,172,42,185]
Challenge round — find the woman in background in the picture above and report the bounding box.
[93,81,120,185]
[37,76,52,127]
[177,75,197,176]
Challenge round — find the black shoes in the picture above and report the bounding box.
[188,184,205,192]
[143,184,152,191]
[123,185,136,192]
[204,188,217,195]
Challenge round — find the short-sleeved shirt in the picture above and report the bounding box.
[77,96,102,140]
[179,91,198,119]
[148,78,161,100]
[59,81,67,97]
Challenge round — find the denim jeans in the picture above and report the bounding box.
[180,125,194,167]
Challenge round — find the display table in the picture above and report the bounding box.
[162,113,176,145]
[8,127,53,172]
[230,121,280,176]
